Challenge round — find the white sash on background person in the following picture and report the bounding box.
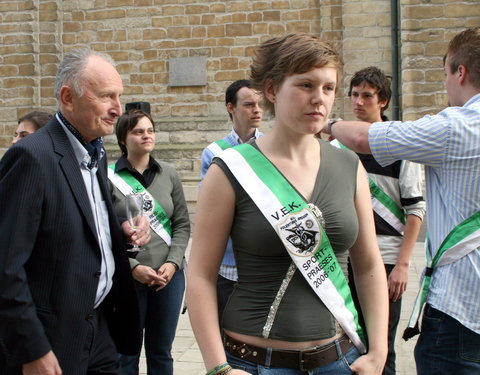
[331,139,405,234]
[403,210,480,340]
[108,166,172,246]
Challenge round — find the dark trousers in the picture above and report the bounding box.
[1,307,120,375]
[415,304,480,375]
[216,274,236,327]
[84,307,122,375]
[348,261,400,375]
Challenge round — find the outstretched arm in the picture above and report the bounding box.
[324,120,373,154]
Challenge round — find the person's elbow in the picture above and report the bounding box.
[351,132,372,154]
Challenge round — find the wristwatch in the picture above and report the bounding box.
[327,118,342,135]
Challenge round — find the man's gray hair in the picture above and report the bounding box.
[55,48,116,101]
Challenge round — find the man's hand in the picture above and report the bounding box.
[121,216,151,247]
[388,263,409,302]
[23,351,62,375]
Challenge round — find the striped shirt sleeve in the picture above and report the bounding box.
[368,112,453,168]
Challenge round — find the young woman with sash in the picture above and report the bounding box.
[187,34,388,375]
[109,110,191,375]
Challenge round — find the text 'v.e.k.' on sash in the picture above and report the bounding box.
[217,143,366,353]
[108,165,172,246]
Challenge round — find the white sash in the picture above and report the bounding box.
[108,168,172,246]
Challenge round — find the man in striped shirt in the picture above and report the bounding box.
[200,79,263,325]
[325,27,480,374]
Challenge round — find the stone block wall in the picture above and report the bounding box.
[0,0,320,150]
[0,0,479,216]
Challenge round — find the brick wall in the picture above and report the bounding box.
[1,0,479,171]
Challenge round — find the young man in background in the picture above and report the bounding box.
[200,79,263,324]
[346,67,425,375]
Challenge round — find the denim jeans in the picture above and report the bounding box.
[414,304,480,375]
[119,269,185,375]
[226,342,360,374]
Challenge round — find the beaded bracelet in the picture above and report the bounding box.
[206,362,233,375]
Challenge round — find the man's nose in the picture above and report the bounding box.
[111,97,122,117]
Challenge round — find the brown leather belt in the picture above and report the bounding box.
[224,333,354,371]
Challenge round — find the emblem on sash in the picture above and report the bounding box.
[277,207,321,257]
[142,193,153,213]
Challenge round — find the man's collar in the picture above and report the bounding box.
[56,112,104,168]
[464,92,480,106]
[229,127,261,144]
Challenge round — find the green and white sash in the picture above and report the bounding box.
[403,210,480,340]
[206,139,232,156]
[218,144,366,352]
[331,139,405,234]
[369,178,406,234]
[108,165,172,246]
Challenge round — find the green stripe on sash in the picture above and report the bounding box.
[333,140,405,228]
[114,169,172,237]
[369,179,406,225]
[215,139,232,150]
[404,210,480,340]
[108,165,173,246]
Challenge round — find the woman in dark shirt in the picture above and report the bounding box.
[110,110,190,375]
[187,34,388,375]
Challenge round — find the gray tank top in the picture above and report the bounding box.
[213,140,359,341]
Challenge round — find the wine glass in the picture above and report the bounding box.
[125,193,145,252]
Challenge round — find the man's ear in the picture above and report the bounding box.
[226,102,235,115]
[264,80,276,103]
[457,64,468,85]
[59,86,74,112]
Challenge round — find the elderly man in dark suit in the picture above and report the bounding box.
[0,48,152,374]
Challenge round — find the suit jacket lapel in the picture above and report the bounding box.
[48,118,99,242]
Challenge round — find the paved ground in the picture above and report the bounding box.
[138,242,426,374]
